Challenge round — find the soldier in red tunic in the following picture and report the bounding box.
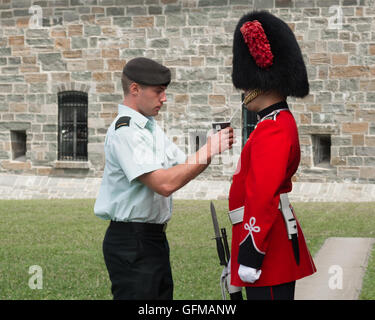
[228,11,316,300]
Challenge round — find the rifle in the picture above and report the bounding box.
[210,201,243,300]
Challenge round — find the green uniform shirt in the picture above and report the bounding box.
[94,104,186,224]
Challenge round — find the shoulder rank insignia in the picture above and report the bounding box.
[115,116,131,130]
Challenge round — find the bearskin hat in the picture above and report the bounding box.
[232,11,309,98]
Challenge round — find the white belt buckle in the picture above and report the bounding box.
[228,206,244,225]
[279,193,297,239]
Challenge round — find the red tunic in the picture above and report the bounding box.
[229,104,316,287]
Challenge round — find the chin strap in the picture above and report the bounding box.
[243,89,263,106]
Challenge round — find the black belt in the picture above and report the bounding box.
[109,221,167,233]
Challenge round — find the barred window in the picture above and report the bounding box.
[241,93,257,148]
[58,91,88,161]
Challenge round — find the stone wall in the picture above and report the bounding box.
[0,0,374,190]
[1,172,375,201]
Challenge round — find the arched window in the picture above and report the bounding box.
[58,91,88,161]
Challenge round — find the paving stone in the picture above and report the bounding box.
[295,237,375,300]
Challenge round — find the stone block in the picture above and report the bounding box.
[364,157,375,166]
[188,81,212,94]
[8,57,21,65]
[347,157,363,166]
[360,80,375,91]
[337,167,360,178]
[339,146,354,156]
[355,147,375,157]
[198,0,227,6]
[299,125,339,135]
[352,134,364,146]
[0,48,11,56]
[275,0,293,7]
[96,83,115,93]
[62,50,82,59]
[87,59,104,71]
[9,36,24,46]
[71,37,88,49]
[54,161,89,169]
[120,49,145,58]
[299,113,311,124]
[98,94,123,103]
[209,95,225,105]
[366,93,375,103]
[191,95,208,104]
[106,59,126,71]
[113,17,132,27]
[101,49,119,59]
[93,72,112,82]
[84,25,101,37]
[365,136,375,146]
[312,112,334,124]
[42,124,57,132]
[316,0,340,7]
[309,53,330,65]
[188,12,208,26]
[24,74,48,83]
[68,25,83,36]
[0,84,12,93]
[9,103,27,113]
[133,16,154,28]
[174,94,189,104]
[330,66,370,78]
[0,75,24,84]
[331,156,347,166]
[331,135,351,146]
[63,11,80,23]
[360,167,375,179]
[126,6,147,16]
[295,0,315,8]
[342,0,357,5]
[342,122,369,134]
[150,38,169,48]
[38,53,66,71]
[1,161,31,171]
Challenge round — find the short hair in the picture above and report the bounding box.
[121,73,133,95]
[121,73,146,95]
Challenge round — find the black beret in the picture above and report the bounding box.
[123,57,171,87]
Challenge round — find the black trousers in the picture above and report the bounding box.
[245,281,296,300]
[102,221,173,300]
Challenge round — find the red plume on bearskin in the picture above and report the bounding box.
[240,20,273,69]
[232,11,309,98]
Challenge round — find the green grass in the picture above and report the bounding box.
[0,199,374,300]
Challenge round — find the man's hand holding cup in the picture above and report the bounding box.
[207,122,235,156]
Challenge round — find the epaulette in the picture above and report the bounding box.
[115,116,131,130]
[254,108,289,130]
[258,108,288,124]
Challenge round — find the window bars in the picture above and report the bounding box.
[241,93,258,148]
[58,91,88,161]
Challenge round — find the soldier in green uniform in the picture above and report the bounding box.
[94,57,234,300]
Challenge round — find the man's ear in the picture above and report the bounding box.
[129,82,141,96]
